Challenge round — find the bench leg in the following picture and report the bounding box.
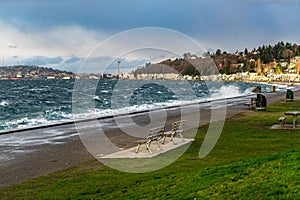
[146,142,152,153]
[135,144,141,153]
[171,135,178,145]
[293,116,297,128]
[170,134,174,142]
[179,133,184,142]
[279,120,283,127]
[156,141,162,150]
[162,136,166,144]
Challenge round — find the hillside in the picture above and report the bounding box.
[0,65,74,79]
[135,57,218,76]
[135,41,300,76]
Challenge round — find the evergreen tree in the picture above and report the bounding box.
[215,49,221,56]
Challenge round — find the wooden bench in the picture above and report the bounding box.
[135,126,165,153]
[278,117,286,127]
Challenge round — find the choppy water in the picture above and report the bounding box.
[0,79,287,131]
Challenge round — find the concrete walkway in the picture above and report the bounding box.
[100,138,194,158]
[271,124,300,130]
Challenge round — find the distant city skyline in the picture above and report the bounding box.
[0,0,299,73]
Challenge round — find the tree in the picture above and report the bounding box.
[260,50,273,63]
[242,62,250,72]
[297,46,300,56]
[183,52,191,59]
[276,63,283,74]
[183,65,200,76]
[215,49,221,56]
[219,65,230,75]
[282,49,294,62]
[258,46,262,53]
[244,48,248,55]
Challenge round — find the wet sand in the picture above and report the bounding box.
[0,89,296,189]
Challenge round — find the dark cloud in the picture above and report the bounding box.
[1,0,300,64]
[24,56,63,66]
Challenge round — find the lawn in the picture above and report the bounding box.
[1,100,300,199]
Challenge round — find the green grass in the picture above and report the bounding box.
[1,101,300,199]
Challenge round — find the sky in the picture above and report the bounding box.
[0,0,300,73]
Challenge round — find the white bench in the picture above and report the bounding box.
[162,120,186,144]
[135,126,165,153]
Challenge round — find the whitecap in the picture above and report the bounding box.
[100,90,109,93]
[0,101,8,106]
[93,96,101,101]
[211,85,244,99]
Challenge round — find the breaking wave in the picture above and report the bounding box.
[0,79,289,131]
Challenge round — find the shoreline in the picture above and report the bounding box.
[0,92,285,136]
[0,81,294,136]
[0,89,296,189]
